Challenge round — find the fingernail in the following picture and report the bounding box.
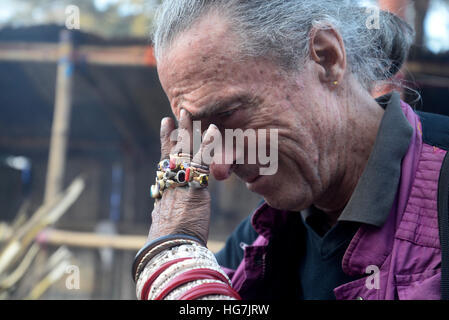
[204,124,217,141]
[160,118,169,133]
[180,108,186,119]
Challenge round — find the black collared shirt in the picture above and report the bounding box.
[298,92,413,299]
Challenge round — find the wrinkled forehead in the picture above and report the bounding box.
[156,13,295,120]
[156,13,240,92]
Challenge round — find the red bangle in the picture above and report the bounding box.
[140,257,192,300]
[154,268,230,300]
[178,282,242,300]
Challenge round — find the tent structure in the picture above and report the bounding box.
[0,25,260,299]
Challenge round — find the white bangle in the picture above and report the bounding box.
[134,239,199,282]
[136,243,218,299]
[164,279,224,300]
[147,258,228,300]
[198,295,237,300]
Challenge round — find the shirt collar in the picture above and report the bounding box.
[252,91,414,240]
[336,91,413,227]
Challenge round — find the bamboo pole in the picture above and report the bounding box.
[0,43,155,66]
[36,228,225,253]
[0,177,84,275]
[44,30,74,204]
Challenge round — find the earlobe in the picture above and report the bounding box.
[309,26,346,87]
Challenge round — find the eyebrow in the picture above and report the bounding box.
[189,95,251,121]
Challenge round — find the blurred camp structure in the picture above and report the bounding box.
[0,0,449,299]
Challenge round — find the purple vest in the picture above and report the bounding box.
[222,101,447,300]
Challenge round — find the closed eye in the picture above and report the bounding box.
[218,110,236,118]
[218,107,242,120]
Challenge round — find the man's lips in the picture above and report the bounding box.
[245,175,261,184]
[245,174,270,195]
[233,165,263,184]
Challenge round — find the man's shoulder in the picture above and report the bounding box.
[416,111,449,151]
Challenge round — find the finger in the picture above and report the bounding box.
[160,117,176,161]
[173,108,193,155]
[192,124,219,165]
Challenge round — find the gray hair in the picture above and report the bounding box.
[152,0,414,90]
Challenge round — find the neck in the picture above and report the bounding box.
[314,84,385,226]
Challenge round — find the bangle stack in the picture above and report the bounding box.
[133,235,241,300]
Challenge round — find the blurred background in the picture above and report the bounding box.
[0,0,448,299]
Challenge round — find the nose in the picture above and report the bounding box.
[210,162,234,181]
[201,124,235,181]
[209,139,235,180]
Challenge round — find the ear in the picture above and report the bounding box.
[309,25,346,88]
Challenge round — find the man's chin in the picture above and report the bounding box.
[245,173,280,195]
[259,197,297,212]
[261,191,310,212]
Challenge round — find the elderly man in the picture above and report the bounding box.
[132,0,449,300]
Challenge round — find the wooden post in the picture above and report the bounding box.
[372,0,412,98]
[44,30,74,204]
[413,0,431,48]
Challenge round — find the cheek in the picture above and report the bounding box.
[274,135,322,190]
[262,167,314,211]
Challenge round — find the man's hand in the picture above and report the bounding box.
[147,109,216,246]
